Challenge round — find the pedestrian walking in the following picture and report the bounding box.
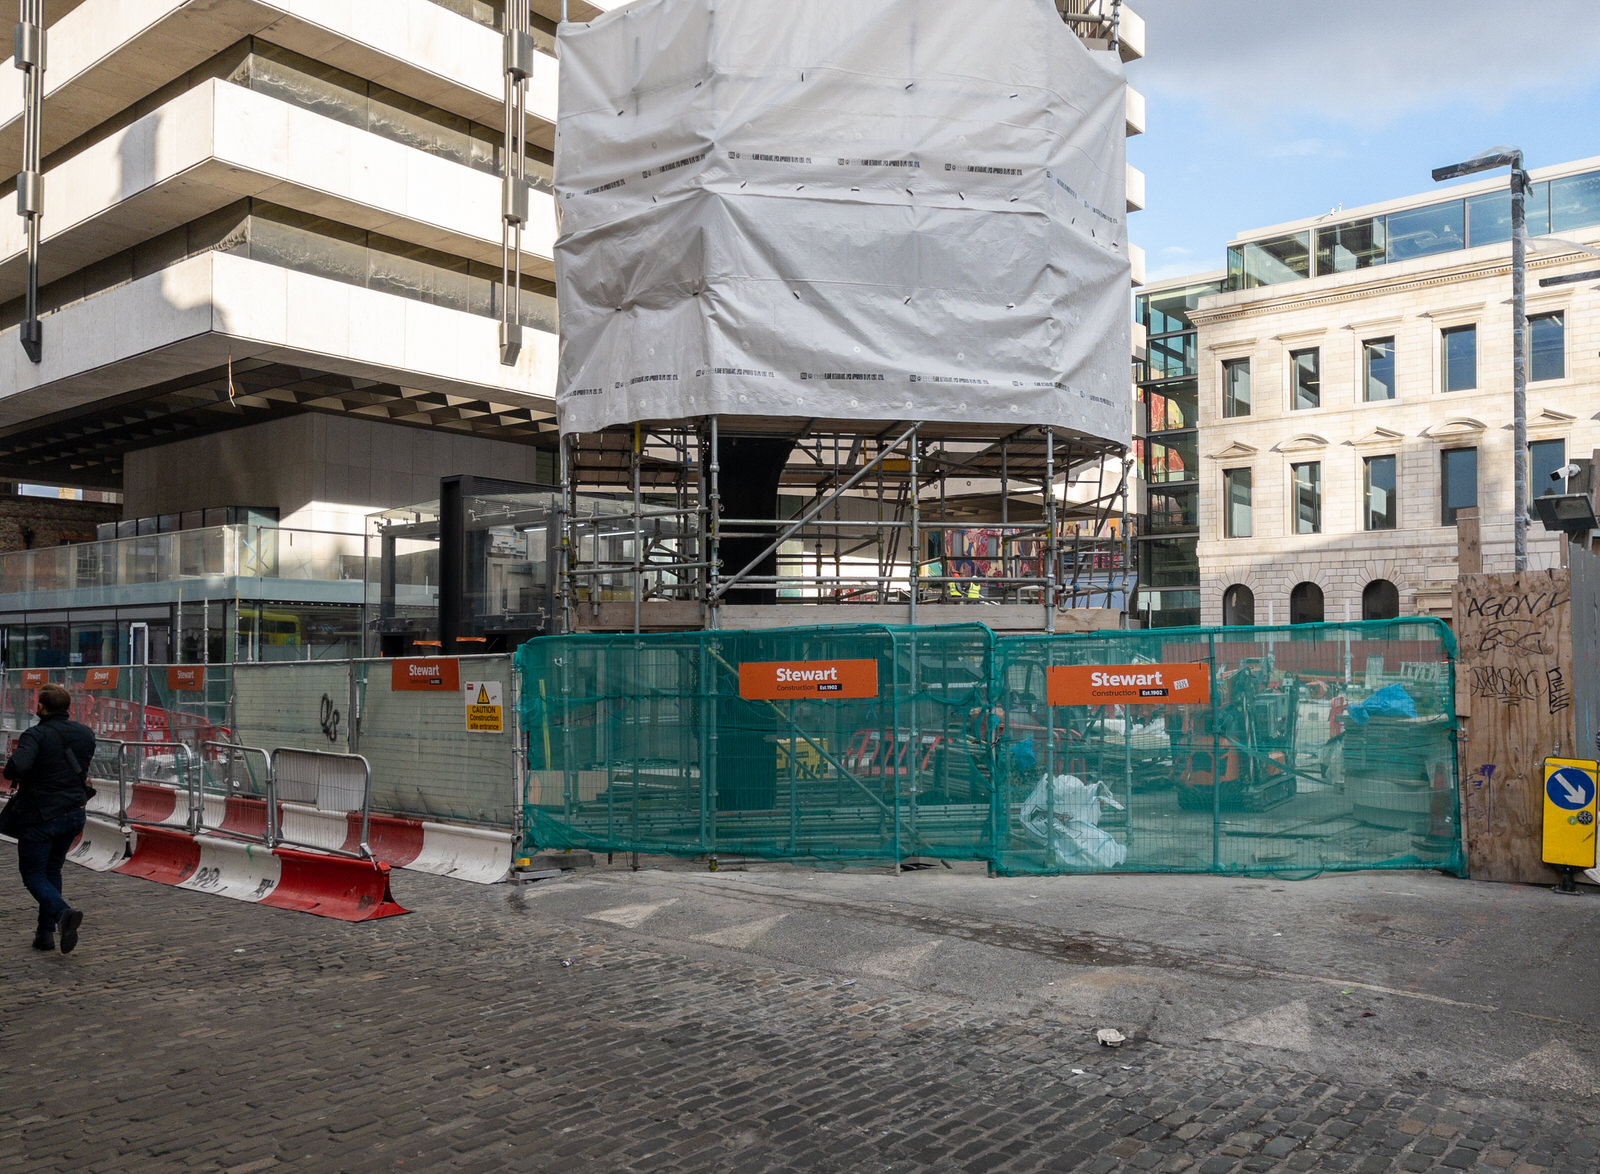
[1,683,96,953]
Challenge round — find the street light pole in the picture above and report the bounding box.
[1433,147,1527,571]
[1510,163,1527,571]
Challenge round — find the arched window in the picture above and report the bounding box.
[1222,584,1255,626]
[1289,581,1324,625]
[1362,579,1399,621]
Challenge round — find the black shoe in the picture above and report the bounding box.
[31,931,54,951]
[58,908,82,955]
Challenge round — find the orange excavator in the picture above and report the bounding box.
[1170,660,1299,812]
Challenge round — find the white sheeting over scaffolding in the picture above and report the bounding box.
[554,0,1131,442]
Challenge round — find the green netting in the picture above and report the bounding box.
[514,618,1463,877]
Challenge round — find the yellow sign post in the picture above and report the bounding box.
[1542,757,1598,893]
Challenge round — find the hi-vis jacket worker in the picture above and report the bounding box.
[947,577,981,600]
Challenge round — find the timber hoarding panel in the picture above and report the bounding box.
[1453,569,1576,883]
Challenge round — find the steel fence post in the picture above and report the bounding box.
[264,748,278,848]
[1209,631,1221,874]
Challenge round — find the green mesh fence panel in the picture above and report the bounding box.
[516,618,1462,877]
[516,624,1001,863]
[990,618,1461,877]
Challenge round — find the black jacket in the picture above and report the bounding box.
[3,712,97,825]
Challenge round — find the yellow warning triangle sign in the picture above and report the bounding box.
[476,685,490,704]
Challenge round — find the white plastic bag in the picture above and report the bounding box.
[1019,773,1127,869]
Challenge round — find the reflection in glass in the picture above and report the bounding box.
[1530,312,1564,381]
[1291,348,1320,410]
[1137,281,1221,334]
[1292,462,1322,534]
[1441,325,1476,391]
[1224,468,1252,538]
[1147,333,1197,380]
[1146,487,1197,534]
[1222,584,1255,627]
[1228,232,1311,289]
[1441,448,1478,525]
[1148,434,1198,484]
[1141,538,1199,588]
[1464,182,1552,245]
[1551,171,1600,234]
[1141,588,1201,629]
[1316,218,1385,274]
[1146,380,1197,431]
[1530,438,1566,503]
[1223,358,1251,418]
[1386,201,1465,261]
[1363,455,1396,530]
[1363,337,1395,401]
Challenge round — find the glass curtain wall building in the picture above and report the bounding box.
[1227,167,1600,291]
[1134,278,1222,628]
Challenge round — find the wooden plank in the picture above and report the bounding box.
[1455,508,1481,575]
[1452,569,1574,883]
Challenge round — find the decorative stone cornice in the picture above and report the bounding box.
[1187,252,1586,328]
[1347,427,1405,448]
[1421,417,1487,439]
[1209,441,1258,461]
[1272,434,1330,454]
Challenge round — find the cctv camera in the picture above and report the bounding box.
[1553,462,1582,482]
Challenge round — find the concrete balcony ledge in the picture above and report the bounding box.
[0,251,556,430]
[1125,87,1146,137]
[1126,163,1145,213]
[0,0,558,166]
[0,80,556,303]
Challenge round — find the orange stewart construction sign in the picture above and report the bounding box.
[1047,663,1209,707]
[20,669,47,689]
[81,667,120,690]
[739,659,878,701]
[167,666,206,691]
[391,657,461,691]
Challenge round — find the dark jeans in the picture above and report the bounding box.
[16,807,86,934]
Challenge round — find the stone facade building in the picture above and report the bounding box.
[1180,156,1600,626]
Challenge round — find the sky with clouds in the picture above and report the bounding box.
[1125,0,1600,283]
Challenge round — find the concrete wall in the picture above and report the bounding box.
[123,414,555,525]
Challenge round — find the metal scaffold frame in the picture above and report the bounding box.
[555,418,1134,636]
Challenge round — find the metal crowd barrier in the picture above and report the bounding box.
[101,738,373,861]
[272,747,373,860]
[112,739,201,832]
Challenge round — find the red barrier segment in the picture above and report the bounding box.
[263,847,407,921]
[125,782,180,824]
[220,795,270,839]
[109,825,409,922]
[347,810,427,867]
[114,825,202,885]
[87,780,508,883]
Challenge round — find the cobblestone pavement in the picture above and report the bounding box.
[2,854,1598,1173]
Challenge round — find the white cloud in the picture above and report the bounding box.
[1128,0,1600,126]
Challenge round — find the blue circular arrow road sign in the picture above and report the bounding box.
[1546,767,1596,812]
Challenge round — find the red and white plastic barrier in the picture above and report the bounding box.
[114,825,407,921]
[88,780,512,884]
[6,801,407,921]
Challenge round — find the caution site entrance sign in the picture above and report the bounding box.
[464,680,504,733]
